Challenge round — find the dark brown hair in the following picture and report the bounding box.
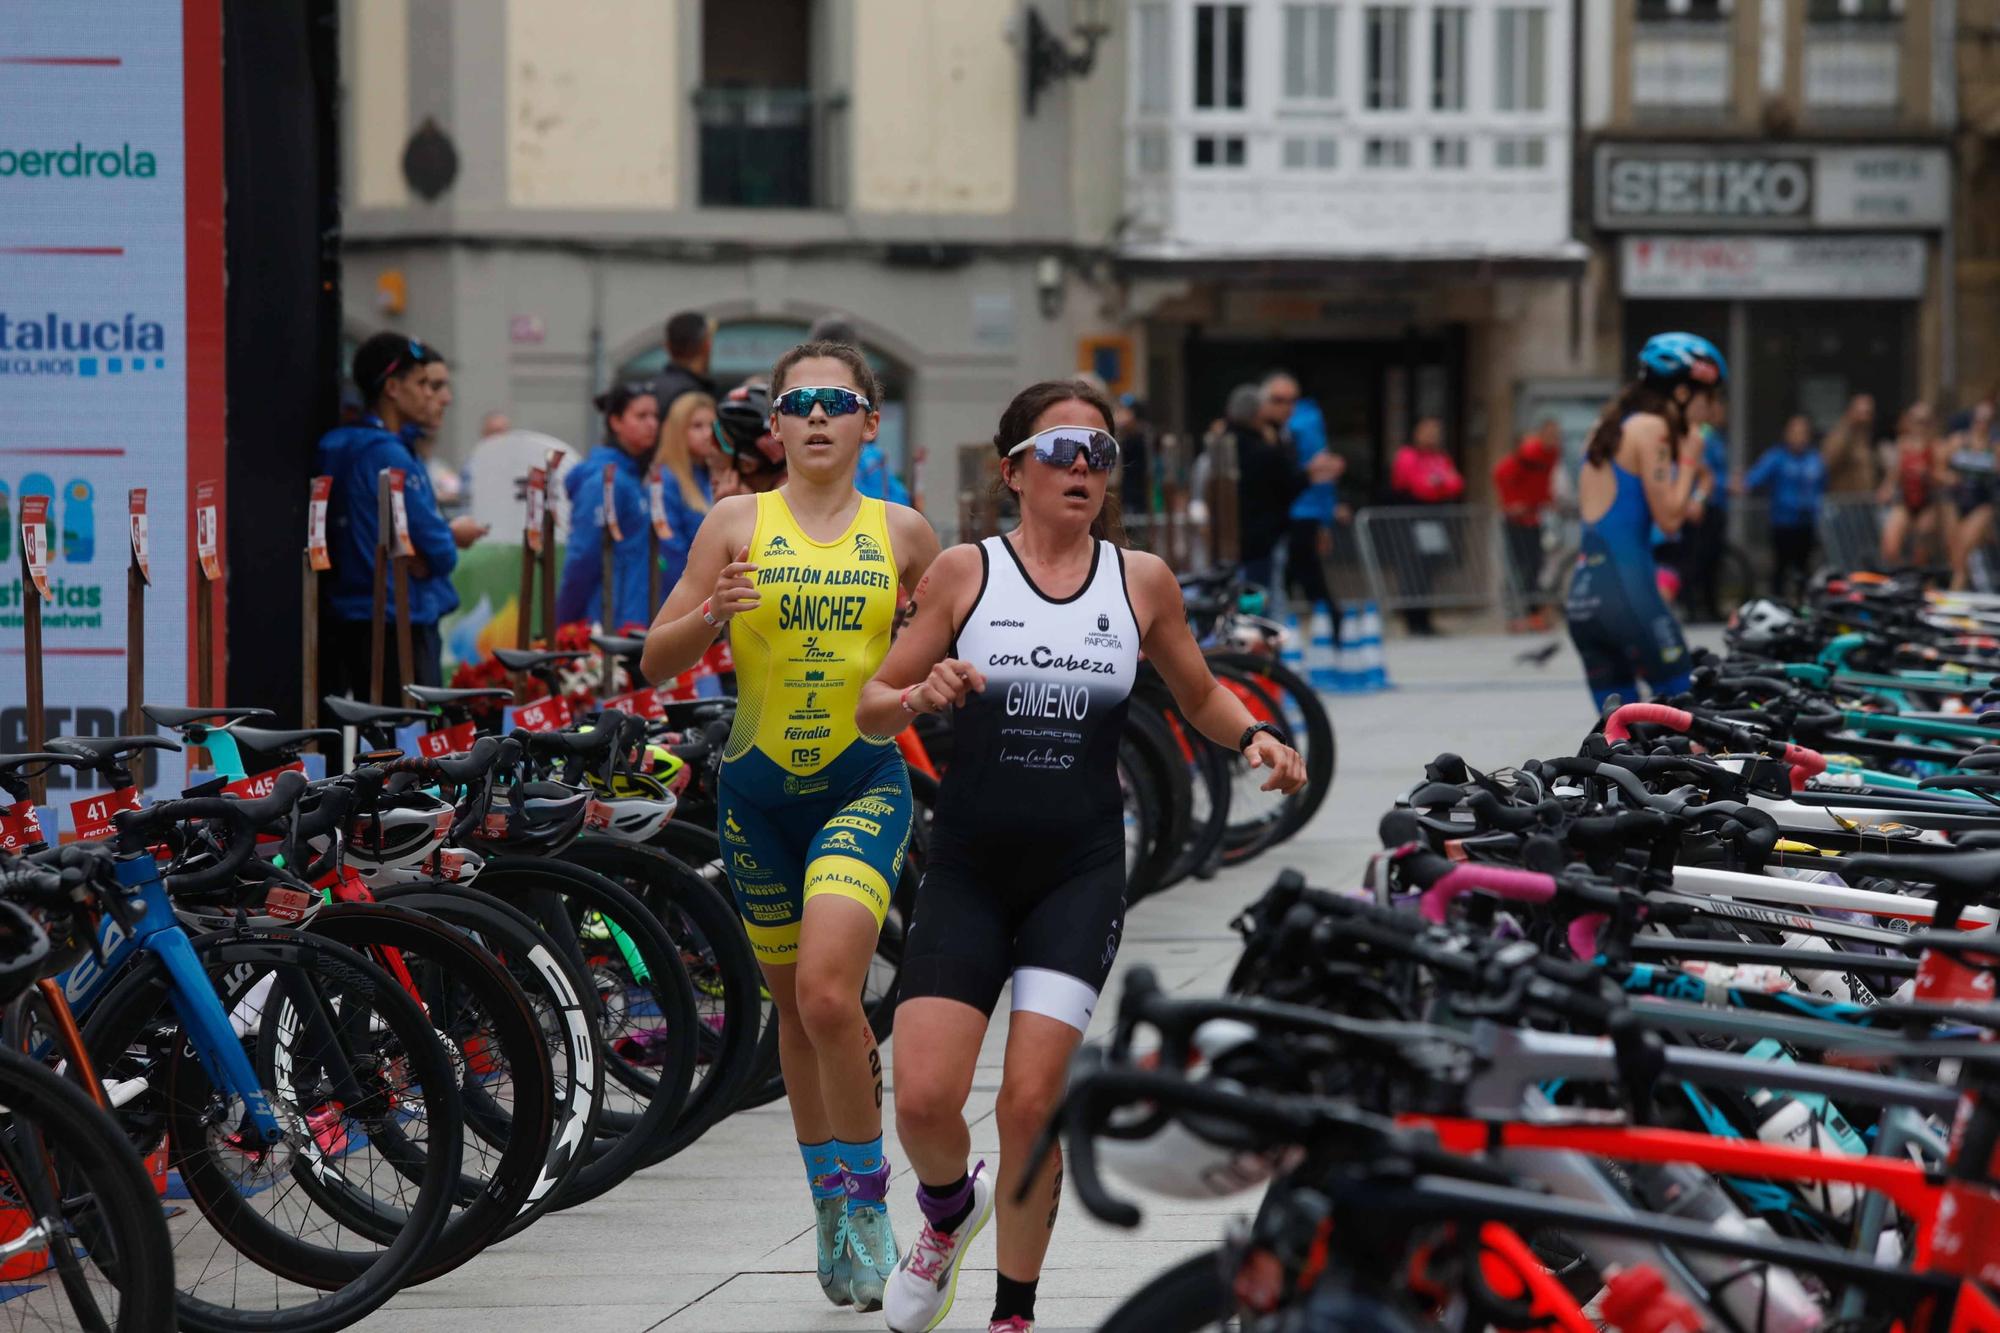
[770,339,881,404]
[1584,377,1692,466]
[993,378,1126,545]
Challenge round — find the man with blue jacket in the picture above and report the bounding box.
[1263,372,1345,640]
[317,332,486,699]
[1740,413,1828,605]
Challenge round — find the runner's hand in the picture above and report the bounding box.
[710,546,760,622]
[914,658,986,712]
[1246,734,1307,794]
[450,516,490,548]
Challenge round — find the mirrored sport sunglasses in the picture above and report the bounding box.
[773,386,873,418]
[1006,425,1120,472]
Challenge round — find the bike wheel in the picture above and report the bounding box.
[84,929,462,1333]
[467,856,697,1209]
[303,902,553,1283]
[1098,1250,1235,1332]
[370,885,602,1243]
[561,837,761,1159]
[0,1043,176,1333]
[1122,709,1189,904]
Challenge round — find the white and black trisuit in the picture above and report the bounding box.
[898,534,1140,1034]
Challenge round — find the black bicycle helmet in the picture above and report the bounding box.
[467,779,589,855]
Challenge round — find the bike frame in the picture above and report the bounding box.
[53,855,288,1145]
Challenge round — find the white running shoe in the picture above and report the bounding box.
[884,1162,995,1333]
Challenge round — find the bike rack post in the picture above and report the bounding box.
[369,470,392,705]
[539,449,559,646]
[599,463,619,697]
[385,469,416,694]
[646,464,666,619]
[193,480,221,707]
[303,476,331,732]
[516,463,545,703]
[17,497,49,805]
[126,488,148,736]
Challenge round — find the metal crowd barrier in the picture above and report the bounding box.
[1354,504,1507,616]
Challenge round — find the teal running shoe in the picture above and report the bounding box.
[844,1206,900,1313]
[815,1195,852,1306]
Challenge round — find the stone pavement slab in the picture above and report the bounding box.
[375,631,1625,1332]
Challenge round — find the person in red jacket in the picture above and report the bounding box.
[1494,423,1560,632]
[1387,417,1465,635]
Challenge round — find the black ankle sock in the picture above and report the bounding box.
[993,1272,1038,1324]
[918,1172,973,1233]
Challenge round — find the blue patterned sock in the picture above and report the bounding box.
[835,1135,890,1215]
[801,1139,844,1201]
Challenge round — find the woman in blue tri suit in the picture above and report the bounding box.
[1566,333,1725,711]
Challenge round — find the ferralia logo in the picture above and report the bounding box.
[0,143,157,180]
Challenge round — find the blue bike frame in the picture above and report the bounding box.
[53,852,286,1145]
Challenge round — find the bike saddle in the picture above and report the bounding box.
[404,685,513,707]
[45,735,181,763]
[591,633,647,659]
[513,724,619,763]
[1961,748,2000,772]
[322,696,433,728]
[142,703,276,729]
[227,726,341,759]
[493,647,589,672]
[1842,849,2000,906]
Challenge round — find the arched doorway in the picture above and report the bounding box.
[615,319,914,482]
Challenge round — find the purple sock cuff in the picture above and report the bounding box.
[844,1161,891,1204]
[916,1172,975,1226]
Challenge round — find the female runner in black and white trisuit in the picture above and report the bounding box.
[855,379,1309,1333]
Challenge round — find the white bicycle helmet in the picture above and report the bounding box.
[584,771,678,843]
[1096,1019,1297,1200]
[1726,597,1799,654]
[327,792,455,875]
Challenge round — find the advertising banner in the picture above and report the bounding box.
[0,3,224,798]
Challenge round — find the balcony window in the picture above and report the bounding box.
[1431,7,1468,111]
[1365,6,1410,110]
[1432,136,1468,168]
[1632,0,1733,121]
[697,0,823,208]
[1495,8,1547,112]
[1134,3,1171,114]
[1804,0,1902,117]
[1494,135,1547,168]
[1195,134,1247,167]
[1283,4,1340,102]
[1284,135,1341,168]
[1364,136,1411,168]
[1194,4,1247,110]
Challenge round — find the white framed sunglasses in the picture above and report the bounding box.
[1006,426,1120,472]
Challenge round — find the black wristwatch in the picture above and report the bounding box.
[1238,721,1287,753]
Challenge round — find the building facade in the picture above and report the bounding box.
[339,0,1136,536]
[1115,0,1586,494]
[1581,0,1958,462]
[338,0,1591,520]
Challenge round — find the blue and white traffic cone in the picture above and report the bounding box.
[1307,607,1344,693]
[1281,613,1308,680]
[1354,601,1391,692]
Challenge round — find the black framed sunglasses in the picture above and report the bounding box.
[1006,426,1119,472]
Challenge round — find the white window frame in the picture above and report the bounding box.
[1193,2,1248,111]
[1431,6,1469,112]
[1495,6,1549,113]
[1364,5,1410,111]
[1282,3,1341,105]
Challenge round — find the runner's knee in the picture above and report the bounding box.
[994,1070,1066,1144]
[794,965,863,1046]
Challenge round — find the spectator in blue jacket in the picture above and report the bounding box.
[317,332,486,699]
[1264,372,1345,639]
[557,383,662,632]
[1740,413,1828,604]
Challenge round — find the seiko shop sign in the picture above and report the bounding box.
[1594,145,1949,231]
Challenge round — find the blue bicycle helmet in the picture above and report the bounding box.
[1637,332,1727,389]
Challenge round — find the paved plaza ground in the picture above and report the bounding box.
[377,628,1630,1332]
